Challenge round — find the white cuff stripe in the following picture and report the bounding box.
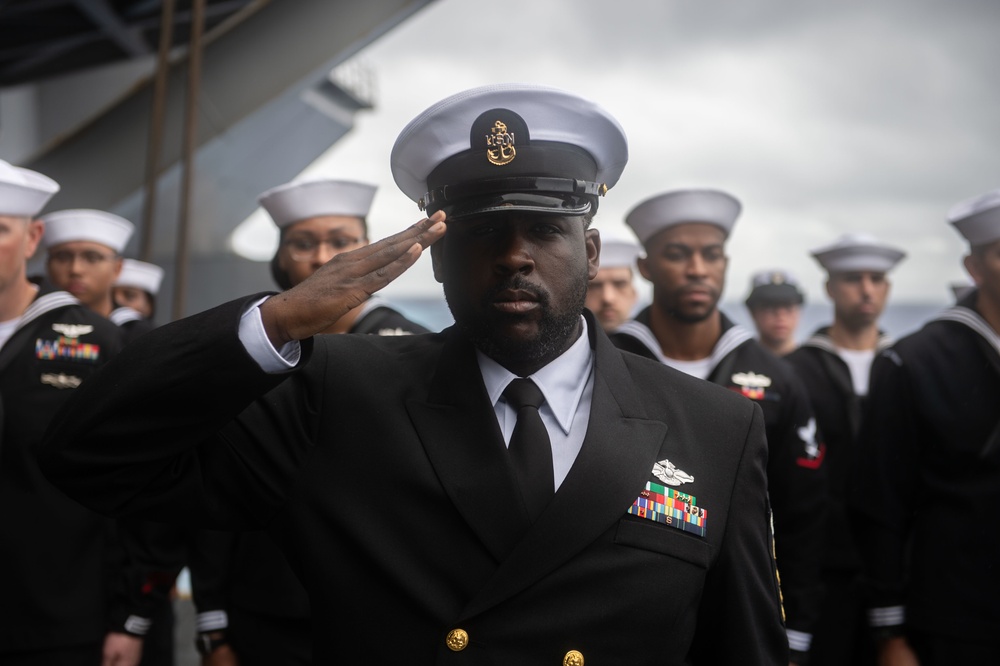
[868,605,905,627]
[124,615,152,635]
[787,628,812,652]
[196,610,230,632]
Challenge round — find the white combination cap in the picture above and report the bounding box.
[810,232,906,274]
[599,238,642,270]
[0,158,60,217]
[947,188,1000,246]
[625,189,742,245]
[258,179,377,228]
[115,259,165,295]
[390,83,628,220]
[40,209,134,253]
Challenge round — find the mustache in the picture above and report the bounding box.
[483,275,550,308]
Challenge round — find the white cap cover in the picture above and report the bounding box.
[810,233,906,273]
[258,179,377,228]
[40,209,135,253]
[599,238,642,270]
[947,188,1000,246]
[625,189,742,245]
[0,158,60,217]
[115,258,165,295]
[391,83,628,219]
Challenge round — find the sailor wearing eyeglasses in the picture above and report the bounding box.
[186,177,431,666]
[262,178,431,336]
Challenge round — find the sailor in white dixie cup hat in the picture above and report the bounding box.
[113,258,165,320]
[614,186,828,664]
[949,187,1000,307]
[0,162,159,662]
[41,208,134,318]
[39,85,787,665]
[783,230,906,665]
[849,191,1000,665]
[586,237,643,331]
[256,177,429,336]
[180,179,432,664]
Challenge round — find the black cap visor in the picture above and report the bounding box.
[745,284,805,308]
[441,191,596,221]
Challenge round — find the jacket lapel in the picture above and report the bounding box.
[459,318,668,618]
[405,330,531,562]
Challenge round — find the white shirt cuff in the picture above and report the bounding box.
[238,297,301,373]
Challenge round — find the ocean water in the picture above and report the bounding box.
[390,296,949,344]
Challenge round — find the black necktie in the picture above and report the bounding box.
[503,378,554,521]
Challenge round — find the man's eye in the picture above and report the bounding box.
[468,224,496,237]
[289,239,316,251]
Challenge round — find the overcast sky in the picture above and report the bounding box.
[232,0,1000,306]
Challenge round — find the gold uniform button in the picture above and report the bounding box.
[564,650,584,666]
[445,628,469,652]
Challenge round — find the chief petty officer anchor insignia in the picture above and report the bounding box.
[487,120,516,165]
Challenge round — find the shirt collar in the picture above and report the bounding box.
[477,315,594,435]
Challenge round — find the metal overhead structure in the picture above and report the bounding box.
[0,0,437,321]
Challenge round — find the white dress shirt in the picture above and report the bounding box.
[239,302,596,490]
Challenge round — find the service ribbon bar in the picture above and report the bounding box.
[35,337,101,363]
[628,481,707,537]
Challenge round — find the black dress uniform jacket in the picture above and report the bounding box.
[0,286,123,654]
[785,328,893,573]
[611,307,828,659]
[851,294,1000,649]
[41,296,787,665]
[188,304,431,665]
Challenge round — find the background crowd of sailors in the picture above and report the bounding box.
[1,81,997,665]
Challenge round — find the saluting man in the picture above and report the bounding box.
[784,232,905,666]
[41,84,786,664]
[611,188,829,666]
[585,237,642,331]
[0,160,140,664]
[852,190,1000,665]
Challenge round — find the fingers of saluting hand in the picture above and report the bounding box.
[325,210,446,290]
[261,212,446,345]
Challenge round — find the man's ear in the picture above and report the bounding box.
[430,237,445,284]
[585,228,601,280]
[25,218,44,260]
[637,255,651,281]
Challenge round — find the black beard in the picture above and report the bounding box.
[665,305,716,324]
[445,273,586,370]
